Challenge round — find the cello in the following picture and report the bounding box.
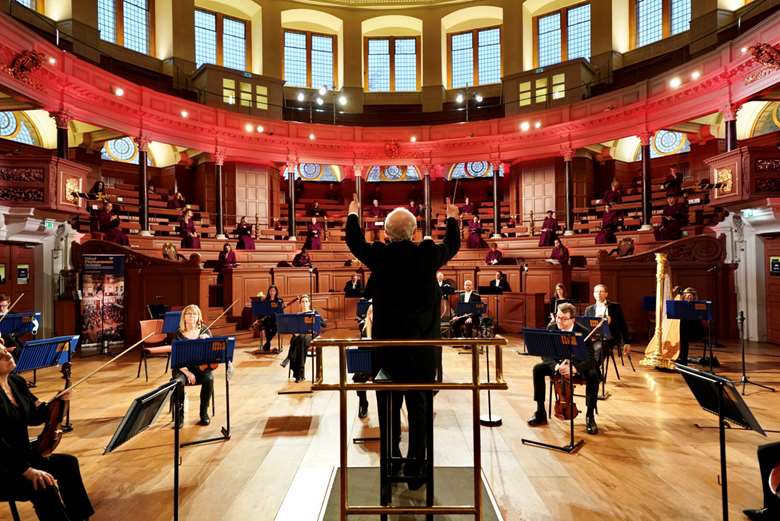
[32,332,155,457]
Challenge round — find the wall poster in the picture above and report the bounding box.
[81,254,125,349]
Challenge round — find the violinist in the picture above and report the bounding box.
[527,303,601,435]
[0,345,94,521]
[255,285,284,353]
[449,280,482,337]
[0,294,38,360]
[172,305,213,427]
[280,294,326,383]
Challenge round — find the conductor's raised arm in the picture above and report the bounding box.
[345,196,375,267]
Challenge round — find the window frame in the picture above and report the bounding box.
[98,0,156,56]
[282,29,338,90]
[532,1,591,68]
[194,7,252,71]
[629,0,690,49]
[363,36,421,92]
[446,25,503,89]
[14,0,44,14]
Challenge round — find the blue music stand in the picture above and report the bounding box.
[455,301,486,317]
[252,299,285,317]
[521,328,588,454]
[0,311,42,336]
[171,336,235,446]
[667,300,717,372]
[162,311,182,334]
[277,313,322,382]
[356,299,371,319]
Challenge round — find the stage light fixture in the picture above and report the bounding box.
[297,92,305,102]
[48,57,57,65]
[338,95,347,106]
[475,94,483,103]
[180,110,188,118]
[740,47,748,54]
[316,97,324,106]
[318,86,328,96]
[691,70,701,80]
[456,93,464,104]
[519,121,530,132]
[244,123,254,133]
[256,125,264,133]
[410,136,417,143]
[669,77,682,89]
[534,121,542,129]
[309,133,316,140]
[114,87,125,97]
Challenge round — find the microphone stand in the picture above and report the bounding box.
[738,311,775,395]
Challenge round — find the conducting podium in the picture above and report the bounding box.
[171,335,236,446]
[521,328,589,453]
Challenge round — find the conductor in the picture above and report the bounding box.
[345,194,460,488]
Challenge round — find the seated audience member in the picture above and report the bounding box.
[167,192,186,210]
[254,285,284,353]
[344,273,364,297]
[654,193,689,241]
[436,271,453,296]
[87,180,106,200]
[602,179,622,204]
[550,283,569,317]
[408,200,421,217]
[527,302,601,434]
[234,216,256,250]
[294,176,304,199]
[485,243,503,265]
[742,441,780,520]
[505,215,517,238]
[103,218,129,246]
[450,280,482,337]
[325,182,341,201]
[490,271,511,292]
[538,210,558,247]
[367,199,385,241]
[550,237,570,264]
[179,209,201,249]
[305,217,323,250]
[172,304,214,426]
[595,203,619,244]
[95,200,116,233]
[467,215,487,248]
[215,243,237,284]
[162,242,183,261]
[0,345,95,521]
[460,196,475,216]
[280,294,326,382]
[306,200,326,218]
[273,218,287,241]
[292,247,312,268]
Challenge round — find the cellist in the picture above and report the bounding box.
[527,302,602,435]
[0,345,94,521]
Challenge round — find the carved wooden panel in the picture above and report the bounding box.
[234,165,270,229]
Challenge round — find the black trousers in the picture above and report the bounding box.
[3,453,94,521]
[289,334,312,379]
[532,360,600,415]
[450,315,477,338]
[261,315,277,349]
[173,366,214,418]
[377,369,436,467]
[757,441,780,511]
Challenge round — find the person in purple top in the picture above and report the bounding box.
[180,209,201,249]
[538,210,558,247]
[216,242,237,283]
[602,179,622,204]
[550,237,570,264]
[485,243,503,265]
[305,217,323,250]
[467,215,487,248]
[595,203,619,244]
[167,192,186,210]
[459,196,474,216]
[234,216,255,250]
[654,194,689,241]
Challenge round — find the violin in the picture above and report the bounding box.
[552,366,580,421]
[197,300,238,371]
[770,462,779,497]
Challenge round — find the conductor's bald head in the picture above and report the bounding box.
[385,208,417,242]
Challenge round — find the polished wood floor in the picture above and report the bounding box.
[12,330,780,521]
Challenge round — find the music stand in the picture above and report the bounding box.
[576,316,615,400]
[666,300,718,372]
[171,336,236,446]
[677,364,767,521]
[521,328,589,454]
[252,300,285,352]
[104,380,183,521]
[277,313,322,383]
[356,299,371,319]
[162,311,182,334]
[0,311,42,337]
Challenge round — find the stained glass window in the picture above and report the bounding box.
[366,165,420,182]
[537,13,561,67]
[101,137,139,164]
[15,0,36,10]
[637,0,663,47]
[123,0,150,55]
[0,112,39,146]
[449,161,503,179]
[567,4,591,61]
[283,164,340,182]
[194,10,217,68]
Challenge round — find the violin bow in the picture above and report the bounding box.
[202,300,239,334]
[0,293,25,324]
[583,315,608,343]
[53,331,157,399]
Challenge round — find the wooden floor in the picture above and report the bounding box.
[12,331,780,521]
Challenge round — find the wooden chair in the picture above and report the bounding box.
[136,319,171,382]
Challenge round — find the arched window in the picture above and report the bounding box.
[100,137,154,165]
[449,27,501,88]
[449,161,503,180]
[283,163,340,182]
[365,165,420,182]
[0,111,40,146]
[634,130,691,160]
[194,9,251,71]
[750,102,780,138]
[535,3,591,68]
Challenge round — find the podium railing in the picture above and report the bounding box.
[310,336,509,520]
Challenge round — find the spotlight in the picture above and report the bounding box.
[740,46,748,54]
[456,93,464,104]
[256,125,264,133]
[244,122,254,133]
[180,110,189,118]
[48,57,57,65]
[534,120,542,129]
[308,133,316,141]
[475,94,483,103]
[691,70,701,80]
[318,86,327,96]
[297,92,305,102]
[338,95,347,106]
[410,136,417,143]
[316,97,324,106]
[669,77,682,89]
[114,87,125,97]
[519,121,530,132]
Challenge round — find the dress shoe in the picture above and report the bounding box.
[280,357,290,368]
[527,411,548,427]
[199,412,210,426]
[586,415,599,435]
[262,342,271,352]
[358,400,368,419]
[743,508,775,521]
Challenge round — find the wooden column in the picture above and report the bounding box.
[640,133,653,231]
[287,162,297,240]
[723,103,739,152]
[491,162,501,238]
[136,137,151,236]
[354,165,363,228]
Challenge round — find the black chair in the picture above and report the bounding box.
[1,498,22,521]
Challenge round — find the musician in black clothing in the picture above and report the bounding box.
[449,280,482,338]
[743,441,780,520]
[172,304,214,427]
[282,294,326,382]
[0,346,94,521]
[584,284,632,358]
[527,303,601,434]
[255,285,284,353]
[490,271,510,292]
[344,273,364,298]
[0,294,37,360]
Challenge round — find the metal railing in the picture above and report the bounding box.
[310,336,508,520]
